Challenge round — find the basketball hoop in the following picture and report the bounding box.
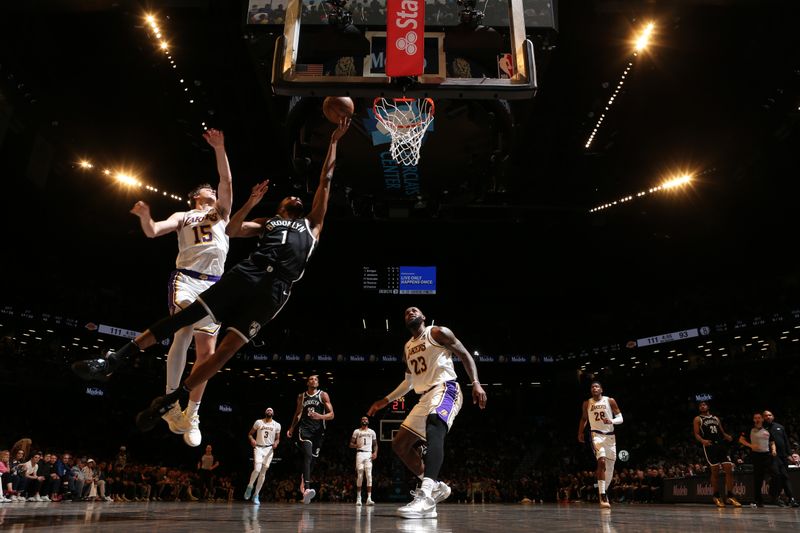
[373,97,435,166]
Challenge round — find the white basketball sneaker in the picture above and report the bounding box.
[397,490,436,519]
[162,403,185,434]
[181,413,202,447]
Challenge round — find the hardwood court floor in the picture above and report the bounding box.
[0,501,797,532]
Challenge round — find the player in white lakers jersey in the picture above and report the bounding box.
[244,407,281,505]
[368,307,487,519]
[577,381,622,509]
[128,128,233,447]
[349,416,378,505]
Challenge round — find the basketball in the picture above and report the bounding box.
[323,96,354,124]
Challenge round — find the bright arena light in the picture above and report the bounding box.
[143,13,207,131]
[661,174,692,189]
[589,172,693,213]
[114,172,140,187]
[75,159,184,202]
[585,21,657,150]
[634,22,655,52]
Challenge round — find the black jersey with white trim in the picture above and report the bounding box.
[236,216,317,282]
[699,414,724,444]
[299,390,327,434]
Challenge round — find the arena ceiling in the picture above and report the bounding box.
[1,0,798,349]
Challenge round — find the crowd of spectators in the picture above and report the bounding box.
[2,315,799,506]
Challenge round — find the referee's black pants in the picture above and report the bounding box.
[751,452,771,504]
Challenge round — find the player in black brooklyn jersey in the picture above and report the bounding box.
[72,118,351,431]
[692,401,741,508]
[287,374,335,504]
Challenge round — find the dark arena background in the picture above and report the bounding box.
[1,0,800,531]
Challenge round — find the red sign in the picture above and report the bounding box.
[386,0,425,77]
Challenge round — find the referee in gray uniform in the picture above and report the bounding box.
[738,412,774,507]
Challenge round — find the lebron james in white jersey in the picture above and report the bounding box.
[368,306,487,519]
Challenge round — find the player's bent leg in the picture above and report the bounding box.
[723,463,741,507]
[245,461,263,500]
[165,326,192,394]
[72,302,207,381]
[365,464,375,505]
[710,464,725,507]
[356,464,364,504]
[177,331,217,446]
[392,427,424,479]
[162,326,193,433]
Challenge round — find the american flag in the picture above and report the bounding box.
[296,63,324,76]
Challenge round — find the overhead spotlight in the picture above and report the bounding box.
[633,22,655,52]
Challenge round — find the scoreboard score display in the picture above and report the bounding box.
[362,266,436,295]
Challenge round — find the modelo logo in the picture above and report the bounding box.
[86,387,104,397]
[733,482,746,496]
[696,483,713,496]
[285,354,301,361]
[511,356,527,363]
[350,355,366,362]
[672,485,688,496]
[318,355,333,362]
[218,404,233,413]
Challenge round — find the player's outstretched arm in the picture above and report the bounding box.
[368,373,413,416]
[226,180,269,238]
[431,326,487,409]
[203,128,233,220]
[307,117,351,236]
[130,201,183,238]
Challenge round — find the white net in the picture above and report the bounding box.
[373,97,435,166]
